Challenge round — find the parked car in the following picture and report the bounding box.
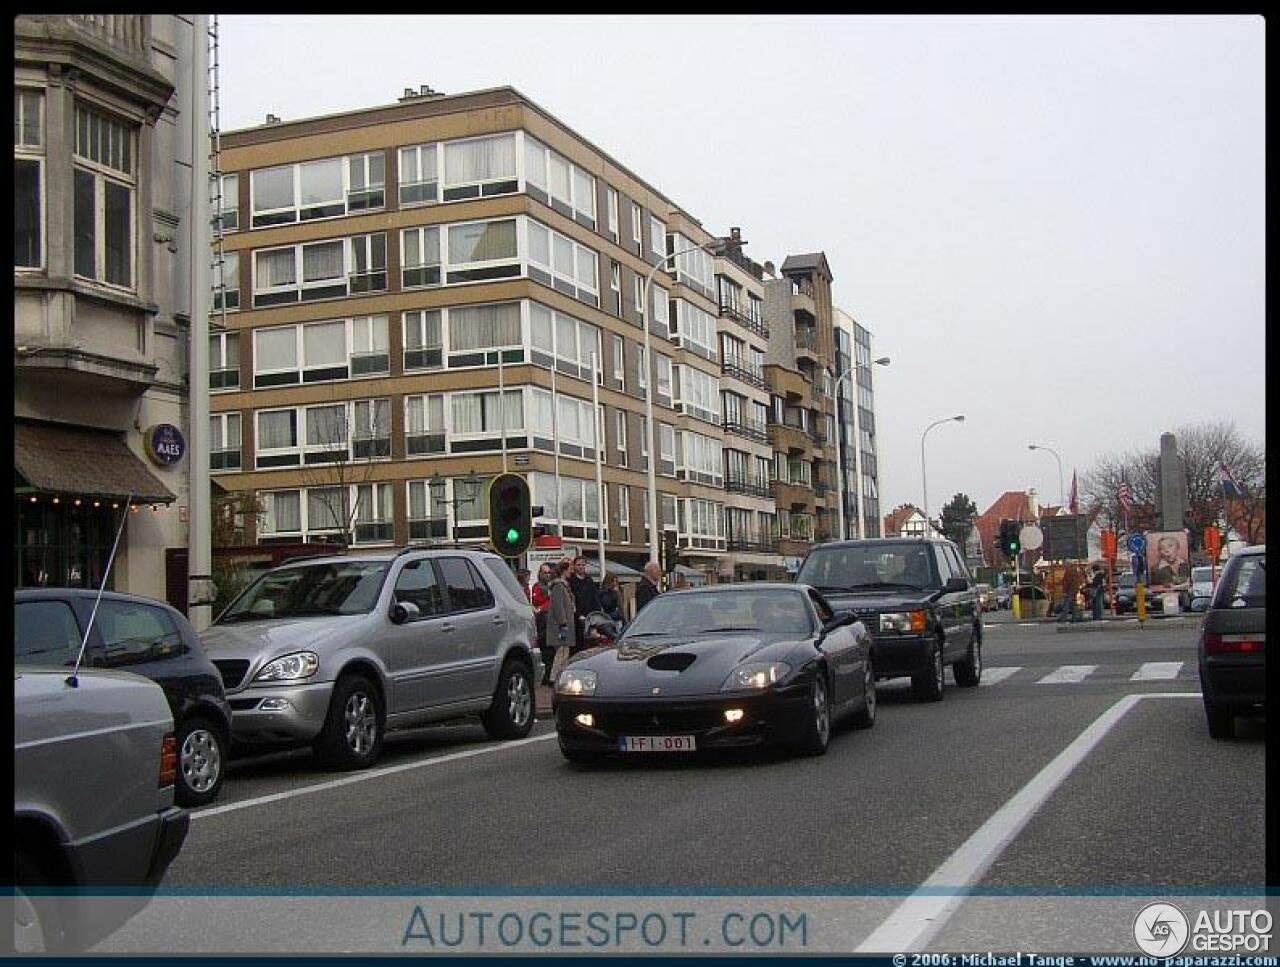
[1198,546,1265,739]
[974,583,997,612]
[1189,565,1218,613]
[199,548,539,770]
[554,584,874,762]
[795,537,983,700]
[14,589,232,807]
[14,665,189,952]
[995,585,1013,610]
[1113,572,1139,614]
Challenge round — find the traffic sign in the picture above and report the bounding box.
[1100,529,1118,559]
[1126,533,1146,556]
[1019,524,1044,551]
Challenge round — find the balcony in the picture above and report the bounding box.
[720,358,768,392]
[772,479,814,511]
[722,416,771,446]
[724,473,773,499]
[69,14,149,54]
[764,363,808,401]
[794,326,819,364]
[718,302,770,340]
[726,536,779,554]
[770,422,810,455]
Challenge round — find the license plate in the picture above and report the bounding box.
[618,735,696,753]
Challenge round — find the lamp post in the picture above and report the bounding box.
[921,415,965,538]
[829,356,890,540]
[431,469,483,543]
[642,230,745,565]
[1027,443,1065,508]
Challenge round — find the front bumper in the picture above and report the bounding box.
[554,684,813,755]
[226,681,334,744]
[867,633,933,678]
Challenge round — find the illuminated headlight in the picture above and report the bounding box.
[721,662,791,691]
[253,652,319,682]
[880,611,927,633]
[556,669,598,696]
[575,713,595,728]
[724,708,745,723]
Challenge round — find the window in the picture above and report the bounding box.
[404,309,442,370]
[73,104,134,288]
[633,275,644,317]
[254,326,297,387]
[211,250,240,312]
[14,600,81,666]
[680,498,726,549]
[406,480,449,541]
[675,366,720,425]
[253,233,385,307]
[351,315,389,376]
[210,413,242,470]
[528,302,599,381]
[631,202,643,253]
[611,334,624,384]
[213,173,239,231]
[673,299,717,359]
[650,215,665,261]
[447,302,522,365]
[654,352,672,403]
[443,133,517,200]
[606,187,619,240]
[446,218,519,283]
[253,318,394,387]
[401,226,441,288]
[352,398,391,459]
[617,484,630,542]
[349,232,387,293]
[451,390,523,438]
[615,409,627,467]
[679,430,722,486]
[353,483,393,544]
[529,473,604,538]
[609,261,622,315]
[15,89,44,269]
[256,409,298,468]
[393,558,446,615]
[94,600,184,666]
[651,283,670,330]
[303,320,348,382]
[399,143,439,206]
[438,557,495,611]
[658,422,676,476]
[528,388,595,459]
[405,394,445,455]
[525,218,598,305]
[250,152,385,227]
[636,345,647,392]
[209,331,239,391]
[260,490,301,536]
[670,232,714,299]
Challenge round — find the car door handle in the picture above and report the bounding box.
[491,617,505,625]
[440,622,455,633]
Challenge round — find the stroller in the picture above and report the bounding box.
[582,610,622,649]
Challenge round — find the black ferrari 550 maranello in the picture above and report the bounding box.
[552,583,875,763]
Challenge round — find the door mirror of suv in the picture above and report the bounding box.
[944,577,969,594]
[825,609,856,630]
[391,600,421,625]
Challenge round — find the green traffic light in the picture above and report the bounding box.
[506,528,520,544]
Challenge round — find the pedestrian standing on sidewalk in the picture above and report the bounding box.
[598,572,624,625]
[531,563,553,684]
[1089,565,1107,621]
[1058,564,1083,622]
[636,561,662,613]
[548,560,576,682]
[568,555,601,653]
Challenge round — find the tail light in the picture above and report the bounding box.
[1204,633,1265,654]
[159,732,178,787]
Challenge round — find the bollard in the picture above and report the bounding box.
[1136,582,1146,623]
[1011,592,1022,620]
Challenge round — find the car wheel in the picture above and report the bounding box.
[314,674,383,770]
[798,671,831,755]
[175,715,226,807]
[14,851,63,954]
[1204,698,1235,740]
[850,654,876,729]
[953,630,982,687]
[911,638,945,702]
[482,660,535,740]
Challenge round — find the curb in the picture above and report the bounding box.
[1053,616,1197,633]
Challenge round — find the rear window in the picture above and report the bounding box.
[15,600,83,666]
[94,600,187,666]
[1215,553,1265,609]
[482,557,530,606]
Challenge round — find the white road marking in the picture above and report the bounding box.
[980,667,1021,686]
[192,732,558,822]
[1130,661,1184,681]
[1036,664,1097,684]
[855,692,1201,953]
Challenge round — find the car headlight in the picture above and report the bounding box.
[721,661,792,691]
[880,611,927,633]
[254,651,320,682]
[556,669,598,696]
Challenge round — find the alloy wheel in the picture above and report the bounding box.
[344,693,377,756]
[508,672,532,728]
[180,727,222,794]
[814,677,830,745]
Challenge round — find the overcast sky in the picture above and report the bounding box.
[218,14,1264,519]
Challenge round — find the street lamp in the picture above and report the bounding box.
[921,415,965,538]
[642,229,746,564]
[1027,443,1065,508]
[829,356,890,540]
[430,469,483,543]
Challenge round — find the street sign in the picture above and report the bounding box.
[1100,529,1117,559]
[1126,533,1146,556]
[526,545,578,570]
[1204,526,1221,558]
[1019,524,1044,551]
[1131,553,1146,577]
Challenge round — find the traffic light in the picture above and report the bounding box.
[999,519,1021,560]
[487,473,532,558]
[660,530,679,574]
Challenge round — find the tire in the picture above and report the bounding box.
[1204,698,1235,740]
[175,715,227,807]
[14,850,63,954]
[953,629,983,688]
[482,660,535,740]
[314,674,383,770]
[797,671,831,755]
[850,654,876,729]
[911,638,945,702]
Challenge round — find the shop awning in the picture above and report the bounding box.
[15,421,175,503]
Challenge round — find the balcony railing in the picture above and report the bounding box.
[718,302,770,339]
[722,416,771,446]
[71,14,148,53]
[727,536,779,554]
[795,328,819,353]
[724,473,773,499]
[720,358,768,391]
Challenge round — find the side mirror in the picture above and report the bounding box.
[945,577,968,594]
[826,609,856,629]
[391,600,421,625]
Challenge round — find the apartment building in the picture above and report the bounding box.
[14,15,203,598]
[834,307,884,539]
[208,85,811,579]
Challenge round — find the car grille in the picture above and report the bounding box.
[212,659,250,691]
[600,705,729,735]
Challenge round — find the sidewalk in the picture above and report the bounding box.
[535,681,554,717]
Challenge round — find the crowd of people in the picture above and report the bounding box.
[1056,562,1109,622]
[515,556,666,686]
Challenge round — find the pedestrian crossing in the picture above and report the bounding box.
[976,661,1190,686]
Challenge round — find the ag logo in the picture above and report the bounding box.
[1133,902,1189,956]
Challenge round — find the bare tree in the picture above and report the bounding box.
[298,397,389,547]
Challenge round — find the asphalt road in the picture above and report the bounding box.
[98,615,1268,953]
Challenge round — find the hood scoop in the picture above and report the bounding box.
[647,652,696,672]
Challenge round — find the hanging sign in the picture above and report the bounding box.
[145,423,186,467]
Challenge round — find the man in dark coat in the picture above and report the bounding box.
[568,556,601,652]
[635,561,662,614]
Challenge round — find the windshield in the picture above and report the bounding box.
[796,544,938,591]
[625,589,814,638]
[218,560,388,622]
[1215,554,1264,609]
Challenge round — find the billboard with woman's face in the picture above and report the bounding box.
[1146,530,1191,590]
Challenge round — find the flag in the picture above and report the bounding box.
[1219,462,1247,499]
[1068,471,1079,515]
[1116,480,1132,515]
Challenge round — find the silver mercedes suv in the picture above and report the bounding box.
[198,547,538,770]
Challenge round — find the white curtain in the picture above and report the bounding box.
[355,484,390,522]
[307,488,344,531]
[353,315,388,352]
[403,227,439,268]
[299,158,343,206]
[305,404,347,447]
[530,303,553,351]
[448,302,520,351]
[552,234,574,277]
[575,247,597,291]
[562,482,583,523]
[452,394,483,434]
[501,390,523,431]
[302,241,344,282]
[400,144,435,185]
[257,410,295,450]
[223,251,240,289]
[252,166,294,213]
[523,137,546,190]
[572,168,595,217]
[256,249,296,288]
[549,154,571,204]
[266,491,301,533]
[557,396,579,442]
[527,221,550,267]
[405,310,441,350]
[355,399,389,437]
[407,395,443,434]
[303,321,345,366]
[448,219,516,264]
[531,390,553,435]
[532,472,557,519]
[443,134,515,184]
[555,313,576,361]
